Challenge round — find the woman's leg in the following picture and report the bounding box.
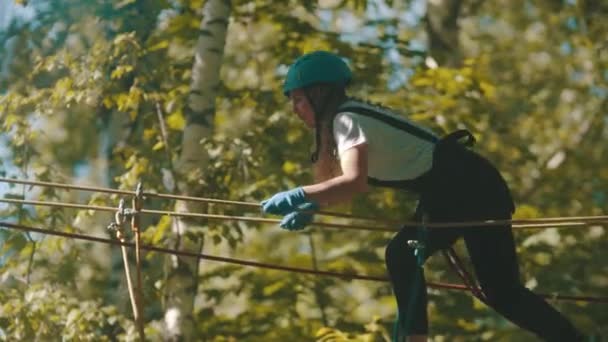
[385,225,460,339]
[464,226,584,341]
[385,227,429,337]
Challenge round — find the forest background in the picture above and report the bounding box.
[0,0,607,340]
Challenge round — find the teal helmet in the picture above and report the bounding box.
[282,51,352,96]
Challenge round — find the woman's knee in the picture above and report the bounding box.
[385,231,417,270]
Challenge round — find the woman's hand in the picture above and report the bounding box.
[261,187,310,215]
[279,202,319,231]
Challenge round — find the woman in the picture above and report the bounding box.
[261,51,584,341]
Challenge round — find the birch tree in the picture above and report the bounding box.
[163,0,232,340]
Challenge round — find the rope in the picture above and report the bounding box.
[0,198,117,213]
[107,200,140,335]
[131,183,146,341]
[0,177,135,195]
[118,230,140,329]
[443,248,487,302]
[3,177,608,229]
[1,221,606,304]
[0,177,402,224]
[2,175,608,333]
[2,197,608,231]
[0,198,395,232]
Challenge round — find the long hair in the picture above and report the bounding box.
[302,84,347,182]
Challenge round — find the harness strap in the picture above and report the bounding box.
[339,106,439,143]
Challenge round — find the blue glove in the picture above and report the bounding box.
[261,187,309,216]
[280,202,319,231]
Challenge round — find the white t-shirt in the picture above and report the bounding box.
[333,99,438,181]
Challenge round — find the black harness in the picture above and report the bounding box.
[338,106,475,193]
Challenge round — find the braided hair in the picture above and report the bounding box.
[302,83,347,181]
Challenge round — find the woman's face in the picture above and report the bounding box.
[289,88,315,128]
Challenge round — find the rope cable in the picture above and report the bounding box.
[5,177,608,228]
[2,197,608,231]
[0,177,401,224]
[2,180,608,305]
[3,174,607,342]
[131,184,146,341]
[1,221,606,304]
[0,198,395,232]
[443,248,487,302]
[0,177,133,196]
[107,202,140,332]
[0,198,117,213]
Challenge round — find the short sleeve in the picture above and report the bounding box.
[333,112,367,156]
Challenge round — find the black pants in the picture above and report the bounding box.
[384,139,583,341]
[385,224,583,341]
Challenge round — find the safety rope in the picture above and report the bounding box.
[3,177,608,229]
[131,183,146,341]
[106,199,141,338]
[443,248,487,302]
[2,221,606,304]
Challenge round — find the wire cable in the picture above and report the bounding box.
[0,198,395,232]
[0,198,117,213]
[0,177,401,224]
[0,177,133,196]
[2,197,608,231]
[4,177,608,228]
[1,221,606,304]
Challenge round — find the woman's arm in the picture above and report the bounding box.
[302,143,369,206]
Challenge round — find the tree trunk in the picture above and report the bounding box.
[163,0,231,340]
[425,0,462,67]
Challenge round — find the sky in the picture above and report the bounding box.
[0,0,35,29]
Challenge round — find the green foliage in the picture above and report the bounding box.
[1,0,607,340]
[0,283,131,341]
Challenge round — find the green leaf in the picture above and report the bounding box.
[166,111,185,130]
[262,281,286,297]
[147,40,169,52]
[152,141,165,151]
[110,65,134,80]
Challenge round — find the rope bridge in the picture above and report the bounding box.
[1,177,607,340]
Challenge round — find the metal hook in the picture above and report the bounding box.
[407,240,425,250]
[107,198,129,240]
